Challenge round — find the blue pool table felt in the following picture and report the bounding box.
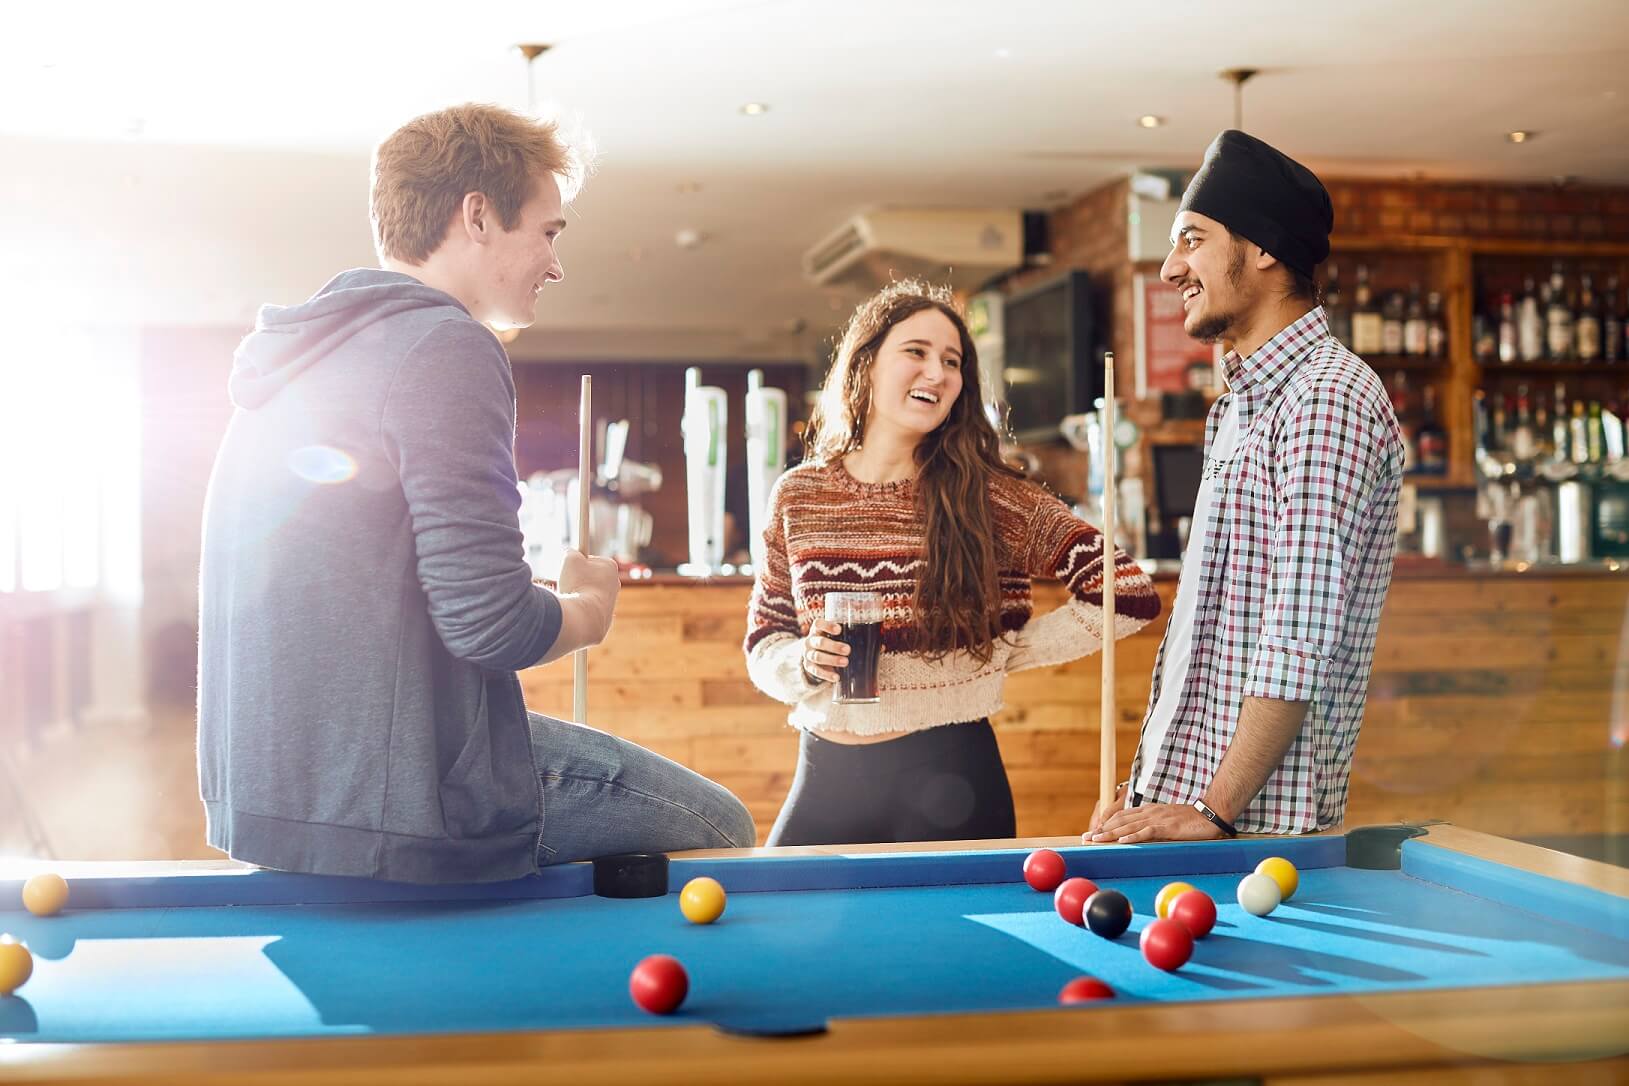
[3,837,1627,1042]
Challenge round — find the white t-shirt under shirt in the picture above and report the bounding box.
[1134,397,1240,797]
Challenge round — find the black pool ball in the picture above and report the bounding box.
[1084,889,1132,939]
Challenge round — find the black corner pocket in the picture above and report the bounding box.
[1345,823,1437,869]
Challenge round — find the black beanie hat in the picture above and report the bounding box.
[1176,130,1333,281]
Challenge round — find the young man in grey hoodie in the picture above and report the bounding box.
[197,104,755,883]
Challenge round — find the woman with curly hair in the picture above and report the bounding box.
[744,280,1161,846]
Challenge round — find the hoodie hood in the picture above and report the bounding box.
[229,269,469,409]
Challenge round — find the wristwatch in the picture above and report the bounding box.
[1193,799,1238,837]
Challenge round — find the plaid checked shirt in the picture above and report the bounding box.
[1129,307,1404,833]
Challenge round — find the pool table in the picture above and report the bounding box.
[1,825,1626,1084]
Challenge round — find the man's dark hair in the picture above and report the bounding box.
[1287,268,1320,305]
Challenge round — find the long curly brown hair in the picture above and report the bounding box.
[805,280,1021,663]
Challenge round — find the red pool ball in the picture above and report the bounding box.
[1053,877,1099,926]
[1169,889,1217,939]
[629,954,689,1014]
[1023,848,1068,892]
[1058,976,1115,1003]
[1139,918,1195,972]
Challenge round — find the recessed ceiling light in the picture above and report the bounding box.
[739,102,769,116]
[1137,115,1165,128]
[1506,130,1536,144]
[675,228,704,249]
[994,48,1012,60]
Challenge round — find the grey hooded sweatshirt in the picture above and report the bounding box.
[197,269,562,883]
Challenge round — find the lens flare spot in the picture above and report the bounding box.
[288,446,356,485]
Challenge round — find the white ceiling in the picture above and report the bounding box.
[4,0,1628,361]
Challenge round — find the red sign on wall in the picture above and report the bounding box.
[1136,275,1216,395]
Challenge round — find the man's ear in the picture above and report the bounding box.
[1254,247,1279,272]
[460,192,491,245]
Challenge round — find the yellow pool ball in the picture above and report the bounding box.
[1155,881,1196,920]
[1255,856,1299,901]
[0,936,32,997]
[22,873,69,917]
[679,877,727,924]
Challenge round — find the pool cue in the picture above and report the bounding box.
[574,375,592,725]
[1099,353,1117,817]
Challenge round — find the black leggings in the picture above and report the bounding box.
[766,720,1017,846]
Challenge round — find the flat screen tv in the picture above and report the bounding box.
[999,270,1100,443]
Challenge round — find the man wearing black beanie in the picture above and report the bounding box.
[1089,131,1405,842]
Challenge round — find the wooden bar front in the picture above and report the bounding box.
[520,571,1629,843]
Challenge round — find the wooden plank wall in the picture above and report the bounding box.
[519,575,1629,843]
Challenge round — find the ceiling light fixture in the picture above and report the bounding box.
[1506,130,1536,144]
[1219,67,1258,130]
[517,44,553,113]
[1137,115,1165,128]
[740,102,770,116]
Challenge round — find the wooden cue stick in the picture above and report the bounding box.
[574,375,592,725]
[1100,353,1117,815]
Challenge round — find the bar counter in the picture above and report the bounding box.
[520,564,1628,842]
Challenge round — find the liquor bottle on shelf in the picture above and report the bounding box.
[1472,280,1497,364]
[1473,389,1504,478]
[1426,291,1448,359]
[1605,396,1627,462]
[1535,391,1554,464]
[1325,263,1351,346]
[1381,291,1406,356]
[1488,393,1509,459]
[1570,398,1590,466]
[1550,383,1569,464]
[1416,384,1448,475]
[1546,263,1574,362]
[1511,384,1537,464]
[1588,400,1606,464]
[1390,371,1417,472]
[1605,275,1624,364]
[1497,292,1519,364]
[1517,277,1545,362]
[1351,264,1384,356]
[1403,285,1428,356]
[1576,274,1602,363]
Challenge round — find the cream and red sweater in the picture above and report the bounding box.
[744,461,1162,735]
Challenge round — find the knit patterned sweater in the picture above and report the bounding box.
[744,461,1162,735]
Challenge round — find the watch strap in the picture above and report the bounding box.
[1193,799,1238,837]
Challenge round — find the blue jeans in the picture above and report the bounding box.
[529,713,756,865]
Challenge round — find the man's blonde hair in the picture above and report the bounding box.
[371,103,586,265]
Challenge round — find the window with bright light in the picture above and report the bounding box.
[0,329,141,599]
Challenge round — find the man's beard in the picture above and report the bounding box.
[1185,239,1249,344]
[1188,306,1239,344]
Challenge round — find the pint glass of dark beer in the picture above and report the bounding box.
[824,591,883,704]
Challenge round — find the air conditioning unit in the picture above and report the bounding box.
[803,208,1023,291]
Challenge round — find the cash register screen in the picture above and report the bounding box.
[1153,444,1204,521]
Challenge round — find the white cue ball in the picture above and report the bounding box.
[1237,872,1283,917]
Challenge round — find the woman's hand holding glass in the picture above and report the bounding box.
[800,619,850,684]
